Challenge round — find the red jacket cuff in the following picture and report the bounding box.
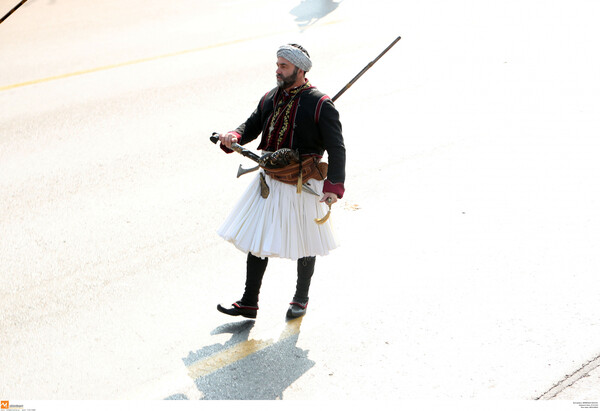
[323,180,345,199]
[219,131,241,153]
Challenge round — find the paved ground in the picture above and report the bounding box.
[1,0,599,408]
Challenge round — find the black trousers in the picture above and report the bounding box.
[241,253,315,306]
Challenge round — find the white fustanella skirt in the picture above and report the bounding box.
[217,172,339,260]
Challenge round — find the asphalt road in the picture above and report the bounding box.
[1,0,599,405]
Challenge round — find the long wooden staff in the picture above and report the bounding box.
[331,35,401,102]
[314,35,402,224]
[0,0,29,25]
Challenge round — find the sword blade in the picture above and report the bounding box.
[301,183,320,197]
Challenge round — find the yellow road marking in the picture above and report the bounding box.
[0,37,256,92]
[187,318,302,380]
[0,20,342,92]
[187,339,273,379]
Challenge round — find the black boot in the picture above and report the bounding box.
[217,253,268,319]
[287,256,315,318]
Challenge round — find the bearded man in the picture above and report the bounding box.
[216,43,346,319]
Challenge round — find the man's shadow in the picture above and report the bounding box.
[290,0,343,30]
[167,318,315,400]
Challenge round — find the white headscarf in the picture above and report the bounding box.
[277,44,312,72]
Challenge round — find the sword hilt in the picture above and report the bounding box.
[209,132,262,164]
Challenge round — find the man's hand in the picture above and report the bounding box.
[320,192,338,205]
[218,132,238,149]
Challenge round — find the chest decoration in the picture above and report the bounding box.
[261,82,313,151]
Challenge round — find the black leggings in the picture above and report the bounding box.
[241,253,315,306]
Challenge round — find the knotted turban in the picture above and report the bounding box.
[276,44,312,72]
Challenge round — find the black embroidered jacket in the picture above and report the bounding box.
[223,82,346,198]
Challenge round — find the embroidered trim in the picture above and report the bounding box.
[315,95,330,123]
[261,81,313,151]
[259,91,269,111]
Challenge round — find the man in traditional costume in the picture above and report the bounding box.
[216,43,346,319]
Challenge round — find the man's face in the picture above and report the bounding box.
[276,57,300,89]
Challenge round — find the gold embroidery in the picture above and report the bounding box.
[266,82,312,150]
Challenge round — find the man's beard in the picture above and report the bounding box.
[276,67,299,89]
